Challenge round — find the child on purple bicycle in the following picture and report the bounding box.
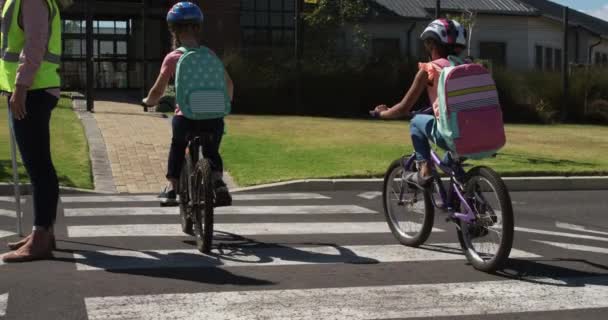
[371,19,467,187]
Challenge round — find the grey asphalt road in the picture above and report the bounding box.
[1,189,607,320]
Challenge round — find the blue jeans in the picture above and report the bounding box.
[167,116,224,180]
[410,115,450,162]
[9,90,59,228]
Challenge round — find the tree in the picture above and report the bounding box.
[304,0,370,54]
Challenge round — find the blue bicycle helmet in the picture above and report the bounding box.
[167,2,204,24]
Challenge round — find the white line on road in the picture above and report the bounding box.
[0,209,15,218]
[85,276,608,320]
[533,240,608,254]
[357,191,382,200]
[0,197,25,203]
[0,230,15,239]
[64,205,376,217]
[60,193,329,203]
[555,222,608,237]
[73,243,539,271]
[68,222,444,238]
[0,292,6,317]
[515,227,608,242]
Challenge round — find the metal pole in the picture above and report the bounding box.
[85,0,95,112]
[7,109,23,237]
[141,0,147,98]
[561,6,569,122]
[294,0,302,109]
[436,0,441,19]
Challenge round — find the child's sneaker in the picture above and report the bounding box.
[214,179,232,207]
[159,185,178,207]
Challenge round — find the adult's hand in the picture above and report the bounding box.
[10,85,28,120]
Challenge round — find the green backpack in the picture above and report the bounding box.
[175,46,231,120]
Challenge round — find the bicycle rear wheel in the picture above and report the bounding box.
[193,158,214,254]
[178,161,193,235]
[382,158,434,247]
[457,166,514,272]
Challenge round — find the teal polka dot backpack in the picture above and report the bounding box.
[175,46,231,120]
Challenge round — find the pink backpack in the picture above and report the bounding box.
[435,57,506,159]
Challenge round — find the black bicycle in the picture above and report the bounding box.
[142,101,216,254]
[178,132,216,254]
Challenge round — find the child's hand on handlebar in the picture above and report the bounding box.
[370,104,389,119]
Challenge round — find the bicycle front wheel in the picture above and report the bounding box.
[193,159,215,254]
[457,166,514,272]
[382,158,434,247]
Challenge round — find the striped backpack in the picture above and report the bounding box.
[175,46,231,120]
[436,57,506,159]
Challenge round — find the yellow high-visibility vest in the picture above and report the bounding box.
[0,0,61,92]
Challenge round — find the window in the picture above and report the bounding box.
[596,52,602,65]
[535,45,564,71]
[61,19,131,89]
[479,42,506,67]
[603,54,608,66]
[372,38,400,59]
[241,0,295,47]
[554,49,562,72]
[545,47,554,71]
[535,45,543,70]
[63,20,84,34]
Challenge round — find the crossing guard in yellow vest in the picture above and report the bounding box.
[0,0,61,92]
[0,0,64,264]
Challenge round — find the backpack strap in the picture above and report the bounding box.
[448,55,465,67]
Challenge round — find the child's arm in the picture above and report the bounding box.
[225,71,234,101]
[376,69,428,119]
[143,73,171,106]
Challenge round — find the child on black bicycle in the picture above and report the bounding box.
[143,2,234,206]
[371,19,467,187]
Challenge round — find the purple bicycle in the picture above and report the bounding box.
[381,111,514,272]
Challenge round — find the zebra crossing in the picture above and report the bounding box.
[3,190,608,319]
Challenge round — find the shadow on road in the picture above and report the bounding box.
[496,258,608,287]
[53,232,380,286]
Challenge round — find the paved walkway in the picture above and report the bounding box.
[93,100,171,193]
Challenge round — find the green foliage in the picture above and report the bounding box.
[494,67,608,124]
[304,0,370,53]
[223,52,418,118]
[305,0,369,29]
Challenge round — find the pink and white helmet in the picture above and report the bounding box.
[420,19,462,47]
[451,20,468,48]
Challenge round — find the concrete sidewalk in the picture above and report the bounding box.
[92,100,170,193]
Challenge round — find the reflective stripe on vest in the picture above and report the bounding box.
[0,0,61,91]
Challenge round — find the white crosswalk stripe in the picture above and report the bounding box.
[0,209,16,218]
[533,240,608,254]
[0,229,15,239]
[0,292,7,317]
[67,222,445,237]
[60,193,329,203]
[64,205,376,217]
[55,192,608,320]
[555,222,608,237]
[85,277,608,320]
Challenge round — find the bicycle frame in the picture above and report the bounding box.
[401,150,476,224]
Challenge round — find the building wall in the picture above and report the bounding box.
[358,14,604,71]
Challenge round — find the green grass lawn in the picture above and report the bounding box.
[0,98,93,189]
[222,115,608,186]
